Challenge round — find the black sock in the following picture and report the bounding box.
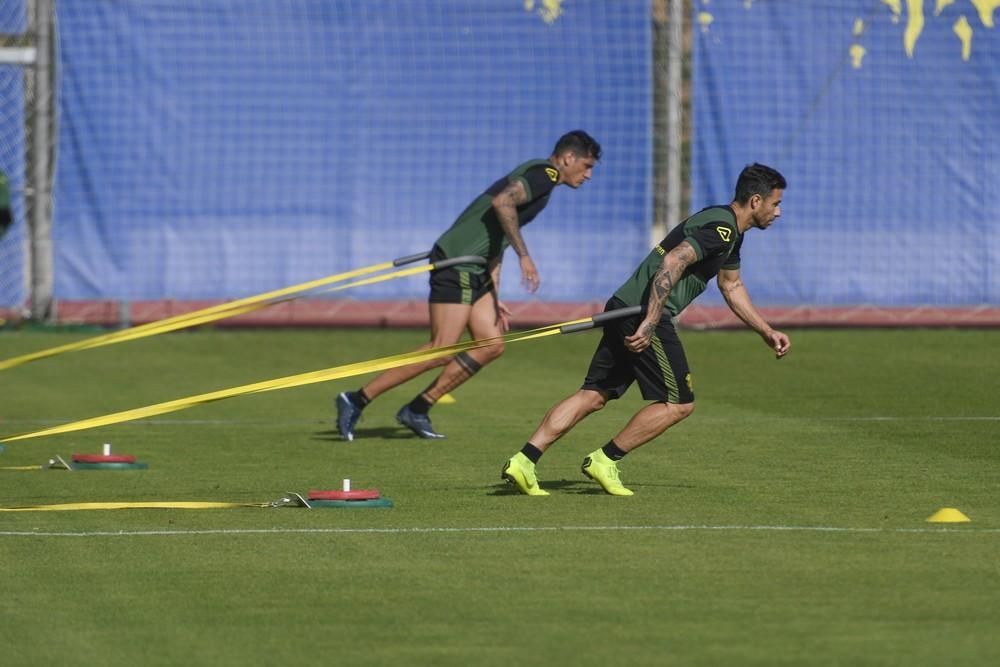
[351,389,370,408]
[408,394,433,414]
[602,440,627,461]
[520,443,543,464]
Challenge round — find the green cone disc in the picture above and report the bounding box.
[70,462,149,470]
[307,497,393,508]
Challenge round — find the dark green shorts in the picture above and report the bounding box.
[582,299,694,404]
[428,246,493,305]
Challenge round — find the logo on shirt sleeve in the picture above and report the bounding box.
[544,167,559,183]
[716,226,732,242]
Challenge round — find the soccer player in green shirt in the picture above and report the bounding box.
[337,131,601,440]
[502,163,790,495]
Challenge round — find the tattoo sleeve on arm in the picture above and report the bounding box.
[646,241,697,321]
[492,180,531,257]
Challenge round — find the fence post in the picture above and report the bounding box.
[27,0,55,321]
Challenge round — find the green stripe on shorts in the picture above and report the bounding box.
[459,272,471,305]
[650,336,679,403]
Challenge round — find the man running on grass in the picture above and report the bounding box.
[502,163,790,495]
[337,130,602,440]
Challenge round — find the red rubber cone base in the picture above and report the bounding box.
[73,453,137,464]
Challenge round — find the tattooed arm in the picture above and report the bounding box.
[717,268,790,358]
[491,180,540,292]
[624,241,698,353]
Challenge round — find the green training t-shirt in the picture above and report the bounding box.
[613,205,742,316]
[433,159,560,273]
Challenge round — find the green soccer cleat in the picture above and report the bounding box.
[581,449,634,496]
[501,452,549,496]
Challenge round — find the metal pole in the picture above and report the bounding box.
[28,0,54,321]
[664,0,684,233]
[652,0,685,243]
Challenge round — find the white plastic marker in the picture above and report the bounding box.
[343,479,351,492]
[102,443,111,456]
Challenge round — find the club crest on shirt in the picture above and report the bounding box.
[545,167,559,183]
[716,226,732,242]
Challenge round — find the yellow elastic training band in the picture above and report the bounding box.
[1,326,552,442]
[0,306,636,444]
[0,259,398,370]
[0,501,261,512]
[0,321,589,443]
[0,251,464,371]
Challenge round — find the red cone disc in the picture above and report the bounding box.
[72,453,137,464]
[307,489,381,501]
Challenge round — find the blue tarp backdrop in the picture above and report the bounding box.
[5,1,996,310]
[50,0,651,303]
[0,2,27,308]
[691,1,999,307]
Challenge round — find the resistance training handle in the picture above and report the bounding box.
[392,250,432,266]
[592,305,643,323]
[559,305,643,334]
[430,255,488,270]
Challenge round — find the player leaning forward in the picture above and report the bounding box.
[502,163,790,496]
[336,131,602,441]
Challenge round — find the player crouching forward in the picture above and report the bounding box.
[336,131,600,441]
[502,163,790,496]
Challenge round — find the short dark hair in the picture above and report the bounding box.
[734,163,786,204]
[552,130,601,161]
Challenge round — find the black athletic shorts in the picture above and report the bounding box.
[428,245,494,305]
[582,298,694,404]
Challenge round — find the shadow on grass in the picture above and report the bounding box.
[488,478,606,496]
[488,478,696,496]
[311,427,423,441]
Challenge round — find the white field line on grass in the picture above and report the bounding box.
[2,525,999,538]
[3,416,1000,427]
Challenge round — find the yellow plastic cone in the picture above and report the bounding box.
[438,393,457,405]
[926,507,971,523]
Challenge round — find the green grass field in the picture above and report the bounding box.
[1,326,999,666]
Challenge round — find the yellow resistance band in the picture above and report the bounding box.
[0,501,261,512]
[0,309,637,444]
[0,491,356,512]
[0,251,482,371]
[72,260,453,347]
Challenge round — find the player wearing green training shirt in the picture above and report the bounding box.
[432,157,564,278]
[337,130,601,441]
[502,163,791,496]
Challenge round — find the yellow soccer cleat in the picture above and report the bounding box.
[581,449,634,496]
[501,452,550,496]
